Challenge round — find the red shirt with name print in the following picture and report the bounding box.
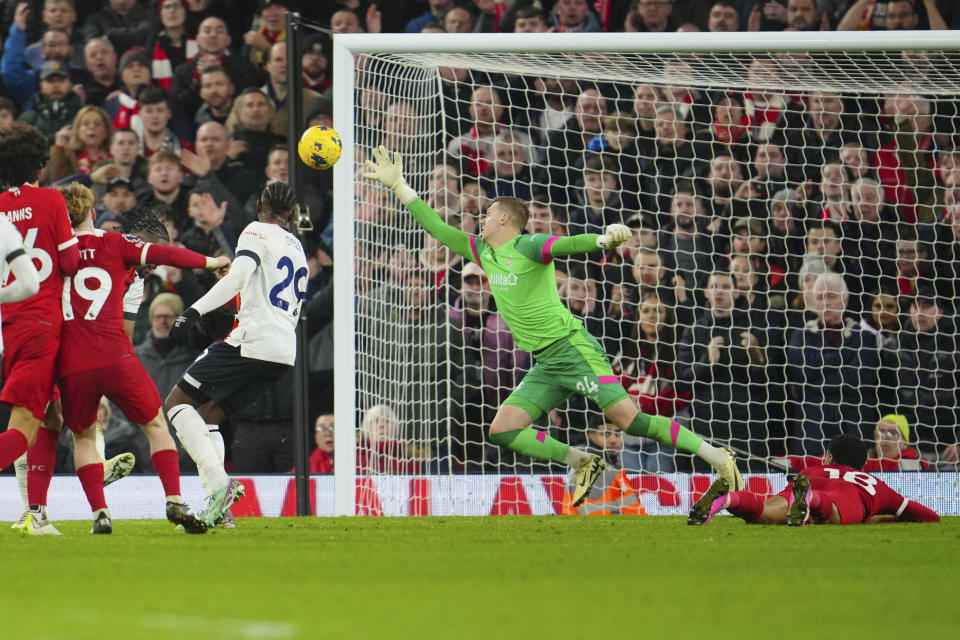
[0,184,79,322]
[58,230,207,377]
[799,464,938,522]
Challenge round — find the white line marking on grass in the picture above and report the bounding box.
[142,614,298,639]
[4,609,299,639]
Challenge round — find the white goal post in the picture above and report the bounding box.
[330,31,960,517]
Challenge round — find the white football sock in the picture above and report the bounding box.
[563,447,591,467]
[95,423,106,461]
[207,426,225,464]
[14,454,27,508]
[168,404,228,495]
[696,442,726,468]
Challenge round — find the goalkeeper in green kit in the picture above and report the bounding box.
[365,146,743,505]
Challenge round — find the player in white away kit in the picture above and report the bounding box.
[0,217,40,338]
[166,182,308,526]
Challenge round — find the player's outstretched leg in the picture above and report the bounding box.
[166,501,208,534]
[0,407,39,471]
[205,424,235,528]
[714,448,744,494]
[74,424,112,535]
[487,404,604,504]
[571,455,606,507]
[11,455,29,530]
[608,400,744,490]
[199,479,245,527]
[140,410,208,534]
[19,402,69,532]
[20,505,63,536]
[687,477,730,525]
[788,475,811,527]
[103,453,136,487]
[90,510,112,534]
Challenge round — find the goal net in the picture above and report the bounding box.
[331,32,960,515]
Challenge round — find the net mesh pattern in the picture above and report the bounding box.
[347,47,960,493]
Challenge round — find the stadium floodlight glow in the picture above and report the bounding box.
[333,30,960,516]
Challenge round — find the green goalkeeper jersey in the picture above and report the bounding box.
[406,198,603,352]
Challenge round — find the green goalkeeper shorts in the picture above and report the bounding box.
[504,328,629,421]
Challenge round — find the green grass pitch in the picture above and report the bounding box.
[1,516,957,639]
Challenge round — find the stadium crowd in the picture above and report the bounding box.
[1,0,959,477]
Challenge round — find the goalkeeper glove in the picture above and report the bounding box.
[363,145,417,204]
[597,224,632,249]
[169,307,201,346]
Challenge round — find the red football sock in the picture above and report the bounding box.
[807,489,835,521]
[77,463,107,513]
[151,449,181,498]
[0,429,29,471]
[725,490,764,521]
[27,427,59,506]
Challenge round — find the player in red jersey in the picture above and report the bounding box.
[55,183,229,534]
[16,204,171,534]
[0,217,40,318]
[0,124,80,486]
[688,434,940,526]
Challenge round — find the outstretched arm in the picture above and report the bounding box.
[406,198,474,260]
[548,225,632,256]
[190,255,257,316]
[168,255,256,345]
[895,500,940,523]
[923,0,947,30]
[364,146,474,260]
[0,251,39,303]
[836,0,870,30]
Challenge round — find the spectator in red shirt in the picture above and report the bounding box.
[838,0,947,31]
[47,105,113,183]
[356,404,420,475]
[310,414,334,474]
[873,88,941,223]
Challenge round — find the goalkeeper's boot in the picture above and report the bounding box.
[20,506,62,536]
[571,455,605,507]
[714,447,744,493]
[103,452,136,487]
[90,509,112,535]
[787,474,811,527]
[200,480,244,527]
[10,508,30,530]
[166,501,207,534]
[687,477,730,526]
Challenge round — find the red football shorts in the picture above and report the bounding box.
[0,320,60,420]
[776,482,866,524]
[59,359,162,434]
[819,484,868,524]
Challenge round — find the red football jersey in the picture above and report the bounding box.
[58,230,208,377]
[800,464,909,522]
[0,184,79,321]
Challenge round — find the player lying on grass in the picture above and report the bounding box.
[53,183,229,534]
[364,146,743,505]
[688,434,940,526]
[165,182,309,528]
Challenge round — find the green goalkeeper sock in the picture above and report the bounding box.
[625,413,703,455]
[489,427,570,463]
